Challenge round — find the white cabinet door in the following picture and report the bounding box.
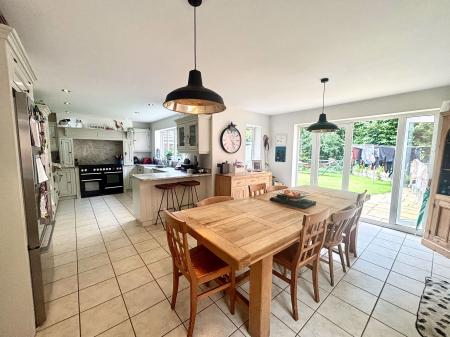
[177,124,187,153]
[49,122,58,151]
[133,129,151,153]
[59,138,74,167]
[186,122,198,151]
[123,165,135,191]
[123,140,134,165]
[59,168,76,197]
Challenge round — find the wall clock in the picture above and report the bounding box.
[220,122,242,154]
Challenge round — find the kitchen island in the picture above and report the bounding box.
[131,167,211,226]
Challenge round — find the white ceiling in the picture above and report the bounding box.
[1,0,450,122]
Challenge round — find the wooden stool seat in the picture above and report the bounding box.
[155,183,178,190]
[178,180,201,187]
[190,245,230,282]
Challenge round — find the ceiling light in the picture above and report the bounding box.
[65,110,71,114]
[61,89,71,93]
[163,0,225,115]
[307,78,338,133]
[64,101,70,105]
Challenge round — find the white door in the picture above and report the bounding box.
[59,138,74,167]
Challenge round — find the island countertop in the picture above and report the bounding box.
[132,167,211,181]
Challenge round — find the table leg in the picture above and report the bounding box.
[249,256,273,337]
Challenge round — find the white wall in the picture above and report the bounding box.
[0,40,36,337]
[210,108,270,192]
[269,85,450,185]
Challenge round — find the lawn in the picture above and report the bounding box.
[297,170,392,195]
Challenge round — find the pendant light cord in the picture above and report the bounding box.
[322,80,326,114]
[194,6,197,69]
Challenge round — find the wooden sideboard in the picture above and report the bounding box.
[422,107,450,258]
[215,171,272,199]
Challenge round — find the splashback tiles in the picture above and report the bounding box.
[74,140,122,165]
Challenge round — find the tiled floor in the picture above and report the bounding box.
[37,194,450,337]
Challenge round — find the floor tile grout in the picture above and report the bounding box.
[38,195,447,337]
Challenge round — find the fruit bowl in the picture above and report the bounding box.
[277,190,302,200]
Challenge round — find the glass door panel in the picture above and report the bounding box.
[317,128,346,190]
[348,119,398,223]
[296,127,312,185]
[397,115,435,227]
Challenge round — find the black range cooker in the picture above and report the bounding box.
[79,164,123,198]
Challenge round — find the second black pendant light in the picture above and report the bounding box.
[163,0,226,115]
[307,78,338,133]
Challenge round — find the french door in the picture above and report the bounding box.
[295,111,439,232]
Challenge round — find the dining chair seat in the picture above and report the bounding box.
[272,209,330,321]
[189,245,230,282]
[164,210,236,337]
[322,206,358,286]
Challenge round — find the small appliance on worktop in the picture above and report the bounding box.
[79,164,123,198]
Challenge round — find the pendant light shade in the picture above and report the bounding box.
[163,0,226,115]
[307,78,338,133]
[163,70,226,114]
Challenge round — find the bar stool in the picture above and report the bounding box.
[179,180,200,209]
[154,183,179,226]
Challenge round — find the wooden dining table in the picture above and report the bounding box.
[173,185,361,337]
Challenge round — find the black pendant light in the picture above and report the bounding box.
[307,78,338,133]
[163,0,226,115]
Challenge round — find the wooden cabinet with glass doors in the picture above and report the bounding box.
[422,107,450,258]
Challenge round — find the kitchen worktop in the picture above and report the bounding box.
[132,167,211,181]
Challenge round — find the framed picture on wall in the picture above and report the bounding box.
[252,160,262,172]
[275,146,286,162]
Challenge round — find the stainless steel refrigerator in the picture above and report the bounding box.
[14,91,47,326]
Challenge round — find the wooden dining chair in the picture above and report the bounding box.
[343,190,367,267]
[248,183,267,197]
[323,207,357,286]
[272,208,330,321]
[196,196,233,207]
[267,185,288,192]
[164,210,236,337]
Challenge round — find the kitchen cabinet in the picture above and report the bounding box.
[58,167,76,197]
[123,165,135,191]
[59,137,74,167]
[215,171,272,199]
[123,140,134,165]
[176,115,210,154]
[49,122,58,151]
[133,128,151,153]
[422,108,450,258]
